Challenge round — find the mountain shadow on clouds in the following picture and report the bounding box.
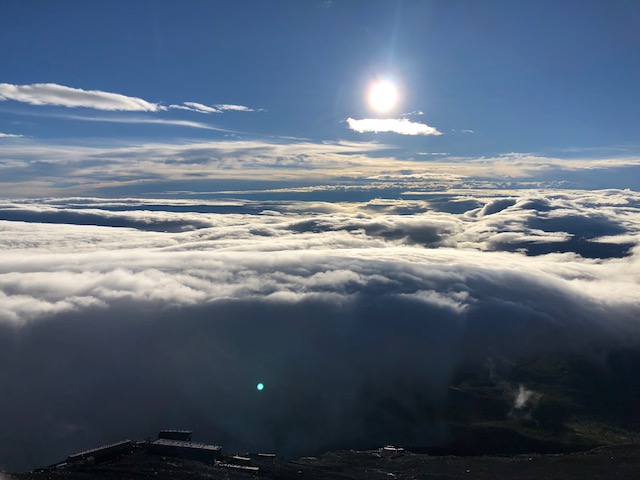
[0,297,459,470]
[1,267,638,471]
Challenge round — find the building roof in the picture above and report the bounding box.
[151,439,221,451]
[68,440,132,460]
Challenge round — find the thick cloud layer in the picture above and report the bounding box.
[1,190,640,471]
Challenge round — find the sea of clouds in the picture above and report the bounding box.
[1,189,640,470]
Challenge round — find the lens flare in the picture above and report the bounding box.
[256,382,265,391]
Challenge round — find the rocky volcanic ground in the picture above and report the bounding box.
[6,444,640,480]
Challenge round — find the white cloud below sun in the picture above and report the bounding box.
[345,79,441,136]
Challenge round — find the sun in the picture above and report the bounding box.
[368,80,398,113]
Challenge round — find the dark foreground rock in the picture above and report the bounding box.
[6,443,640,480]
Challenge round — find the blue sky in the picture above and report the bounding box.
[1,0,639,196]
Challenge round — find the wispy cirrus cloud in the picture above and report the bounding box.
[47,112,232,131]
[0,132,23,138]
[214,103,258,112]
[181,102,222,113]
[347,117,442,136]
[170,101,261,114]
[0,83,163,112]
[402,110,425,116]
[0,83,261,127]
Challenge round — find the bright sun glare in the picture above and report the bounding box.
[368,80,398,113]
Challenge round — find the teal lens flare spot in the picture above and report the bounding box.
[257,383,265,391]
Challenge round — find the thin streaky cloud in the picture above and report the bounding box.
[403,110,425,116]
[183,102,223,114]
[214,104,257,112]
[0,83,163,112]
[0,132,23,138]
[558,145,633,154]
[168,104,199,112]
[36,112,234,132]
[169,102,261,114]
[347,117,442,136]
